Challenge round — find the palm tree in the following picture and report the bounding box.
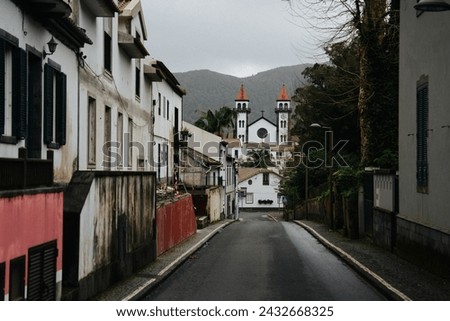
[194,106,235,138]
[245,149,274,168]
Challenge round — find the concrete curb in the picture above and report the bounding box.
[293,221,412,301]
[126,220,236,301]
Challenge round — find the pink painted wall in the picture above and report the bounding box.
[156,195,197,256]
[0,191,63,297]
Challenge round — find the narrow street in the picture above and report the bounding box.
[144,211,386,301]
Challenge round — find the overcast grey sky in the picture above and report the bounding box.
[142,0,327,78]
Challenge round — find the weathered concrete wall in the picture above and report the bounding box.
[156,195,196,256]
[207,187,222,222]
[373,208,396,250]
[63,171,156,300]
[396,216,450,278]
[0,188,63,300]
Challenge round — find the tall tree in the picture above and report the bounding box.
[288,0,399,166]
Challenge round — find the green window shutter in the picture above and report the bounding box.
[416,83,428,188]
[0,39,5,135]
[44,64,54,145]
[55,71,66,145]
[12,47,27,139]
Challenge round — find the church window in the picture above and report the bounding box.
[237,103,241,109]
[263,173,269,185]
[257,128,268,139]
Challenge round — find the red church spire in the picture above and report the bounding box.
[277,84,290,101]
[235,84,249,101]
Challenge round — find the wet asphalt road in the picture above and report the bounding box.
[144,211,386,301]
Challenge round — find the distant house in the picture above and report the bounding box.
[179,121,238,222]
[397,1,450,275]
[238,168,283,209]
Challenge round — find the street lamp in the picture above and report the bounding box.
[414,0,450,11]
[310,123,335,229]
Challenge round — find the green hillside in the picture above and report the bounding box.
[175,64,310,124]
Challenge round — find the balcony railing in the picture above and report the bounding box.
[0,149,53,190]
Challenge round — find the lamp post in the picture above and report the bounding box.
[310,123,335,229]
[414,0,450,11]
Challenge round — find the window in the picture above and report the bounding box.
[104,32,112,73]
[167,99,170,120]
[44,64,67,148]
[158,93,161,115]
[88,97,96,166]
[0,36,26,142]
[263,173,269,185]
[9,256,25,301]
[246,192,254,204]
[417,78,429,192]
[128,118,133,168]
[117,112,123,167]
[135,66,140,99]
[103,106,111,169]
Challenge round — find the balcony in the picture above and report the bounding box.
[118,32,149,58]
[0,150,53,190]
[80,0,119,17]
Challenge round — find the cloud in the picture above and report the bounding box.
[142,0,323,77]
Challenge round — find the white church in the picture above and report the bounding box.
[233,84,293,209]
[235,84,291,146]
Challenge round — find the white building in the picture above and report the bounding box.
[238,168,283,209]
[76,0,153,173]
[397,1,450,275]
[150,60,185,185]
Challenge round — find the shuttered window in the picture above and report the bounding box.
[27,241,57,301]
[417,80,429,192]
[44,64,67,147]
[0,36,26,141]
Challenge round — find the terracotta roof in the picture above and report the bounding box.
[277,84,290,101]
[238,168,269,182]
[235,84,249,101]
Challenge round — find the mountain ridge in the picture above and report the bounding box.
[175,64,311,124]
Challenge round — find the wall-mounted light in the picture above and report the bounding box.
[43,36,58,58]
[414,0,450,12]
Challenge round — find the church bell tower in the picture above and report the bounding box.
[234,84,250,143]
[275,84,291,144]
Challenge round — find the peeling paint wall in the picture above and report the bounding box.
[0,189,63,300]
[63,171,156,299]
[156,195,196,256]
[207,187,222,222]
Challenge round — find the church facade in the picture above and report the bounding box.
[235,84,292,146]
[234,84,293,209]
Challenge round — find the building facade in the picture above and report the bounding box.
[398,1,450,275]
